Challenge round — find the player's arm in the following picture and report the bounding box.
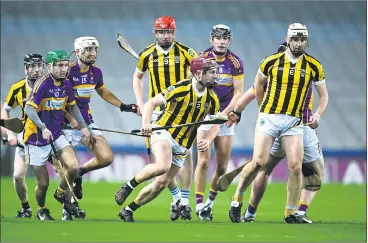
[132,70,145,111]
[221,77,244,116]
[64,110,79,128]
[309,82,328,129]
[227,87,256,126]
[96,86,139,114]
[2,85,20,145]
[255,72,267,105]
[140,94,165,134]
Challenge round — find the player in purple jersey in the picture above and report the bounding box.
[226,43,325,224]
[61,37,139,219]
[194,24,244,220]
[23,50,92,220]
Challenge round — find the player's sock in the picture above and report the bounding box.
[125,200,140,212]
[180,190,190,205]
[296,201,309,215]
[77,166,87,177]
[285,205,296,217]
[126,177,139,192]
[205,188,218,208]
[244,202,258,218]
[195,192,204,212]
[56,184,67,196]
[21,201,30,210]
[233,191,245,203]
[170,186,181,203]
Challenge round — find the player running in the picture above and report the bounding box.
[128,16,198,220]
[117,56,220,222]
[227,23,328,223]
[1,53,44,218]
[23,50,92,220]
[194,24,244,220]
[62,36,139,220]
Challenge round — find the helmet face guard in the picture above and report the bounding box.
[24,53,44,83]
[74,37,100,65]
[153,16,176,49]
[210,24,232,55]
[286,23,309,57]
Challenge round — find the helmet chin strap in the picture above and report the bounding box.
[287,43,304,57]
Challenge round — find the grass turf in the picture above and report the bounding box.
[1,177,366,242]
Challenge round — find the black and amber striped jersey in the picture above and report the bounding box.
[136,41,198,100]
[156,79,220,149]
[3,78,32,124]
[258,52,325,119]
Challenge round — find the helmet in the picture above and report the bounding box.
[46,50,70,65]
[190,56,218,73]
[154,16,176,30]
[277,42,287,53]
[24,53,43,66]
[210,24,232,39]
[286,23,308,57]
[46,50,70,81]
[74,36,99,65]
[287,23,308,39]
[24,53,44,83]
[210,24,232,55]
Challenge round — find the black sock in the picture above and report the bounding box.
[22,201,30,210]
[126,177,139,192]
[127,201,140,212]
[78,167,87,177]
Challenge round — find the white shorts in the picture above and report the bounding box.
[63,123,102,147]
[270,126,323,163]
[255,113,303,138]
[25,135,70,166]
[150,129,188,168]
[198,115,235,136]
[15,132,25,156]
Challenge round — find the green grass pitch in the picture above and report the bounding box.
[1,177,366,242]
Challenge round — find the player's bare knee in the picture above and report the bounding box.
[215,165,227,176]
[288,161,302,175]
[13,175,25,185]
[98,151,114,167]
[155,163,171,176]
[197,158,209,172]
[154,178,170,192]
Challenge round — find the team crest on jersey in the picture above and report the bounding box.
[175,56,180,64]
[167,85,175,92]
[188,48,195,57]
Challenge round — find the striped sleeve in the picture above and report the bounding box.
[136,44,154,73]
[209,92,220,115]
[4,84,20,110]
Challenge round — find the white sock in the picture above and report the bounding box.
[204,198,214,208]
[127,181,134,190]
[196,203,204,213]
[181,198,189,205]
[296,210,306,215]
[125,206,133,212]
[244,210,256,219]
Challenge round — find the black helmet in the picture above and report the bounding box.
[24,53,43,67]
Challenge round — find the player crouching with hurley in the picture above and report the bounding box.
[116,56,221,222]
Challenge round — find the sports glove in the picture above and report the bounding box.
[120,103,139,113]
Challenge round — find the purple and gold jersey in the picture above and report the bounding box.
[65,61,105,126]
[24,75,76,146]
[200,48,244,111]
[251,80,313,124]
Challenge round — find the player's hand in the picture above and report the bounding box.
[308,113,320,129]
[42,127,53,143]
[226,111,241,127]
[197,139,210,152]
[81,127,95,144]
[141,123,152,135]
[70,119,79,129]
[7,132,18,146]
[120,103,140,115]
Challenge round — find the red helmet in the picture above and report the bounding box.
[190,56,217,73]
[154,16,176,30]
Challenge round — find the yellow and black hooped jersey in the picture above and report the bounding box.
[155,79,220,149]
[136,41,198,100]
[3,78,32,124]
[258,52,325,119]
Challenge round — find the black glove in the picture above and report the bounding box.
[231,110,242,123]
[120,103,138,113]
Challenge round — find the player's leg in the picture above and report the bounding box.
[25,144,54,220]
[204,131,233,211]
[194,129,213,214]
[119,145,179,222]
[281,132,304,223]
[115,132,173,205]
[243,153,283,222]
[228,113,276,223]
[178,148,193,208]
[13,147,32,218]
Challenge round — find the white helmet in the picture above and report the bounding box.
[74,36,100,65]
[287,23,308,39]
